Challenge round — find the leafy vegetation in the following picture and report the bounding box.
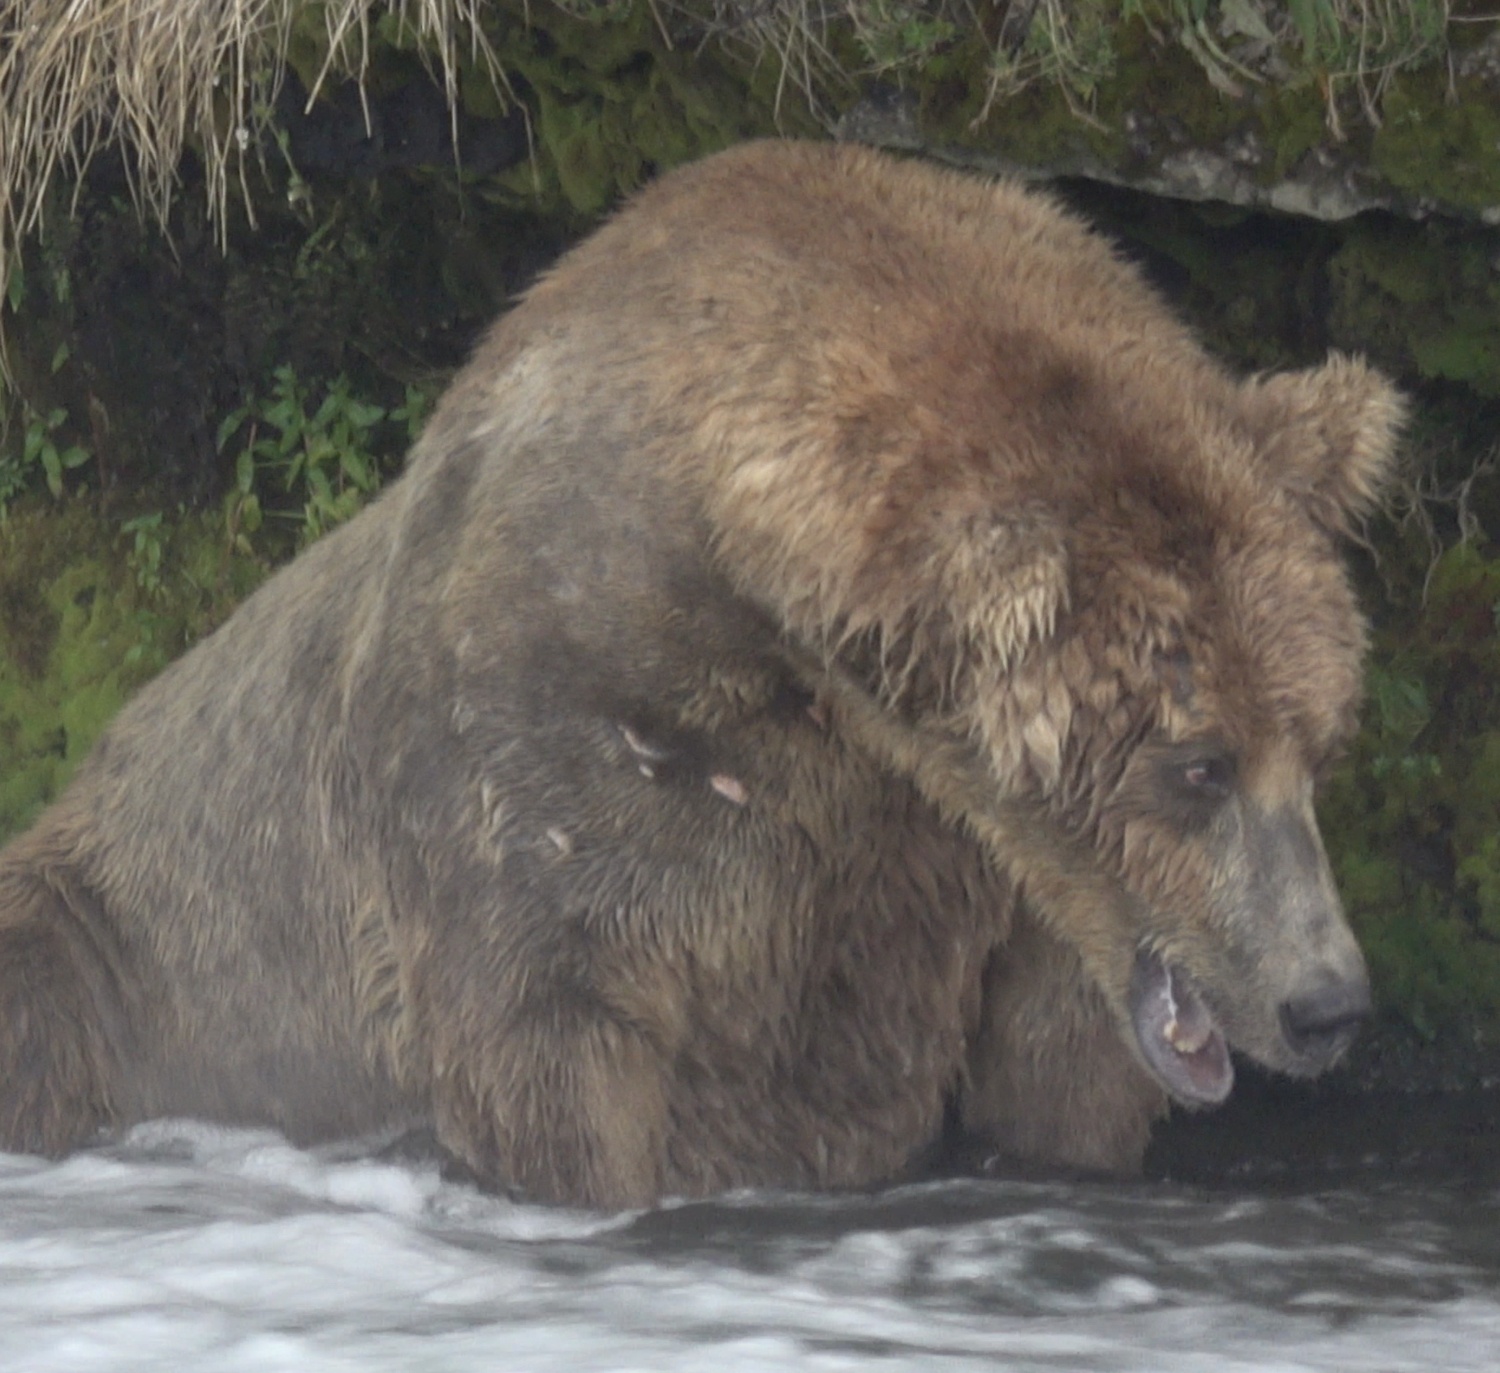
[1323,527,1500,1058]
[0,260,93,511]
[216,365,432,549]
[0,502,267,837]
[0,403,91,509]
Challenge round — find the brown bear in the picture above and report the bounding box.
[0,140,1402,1208]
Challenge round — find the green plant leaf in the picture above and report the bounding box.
[1220,0,1275,44]
[311,390,343,431]
[304,436,336,474]
[40,445,62,498]
[345,400,386,429]
[235,446,255,494]
[1288,0,1317,58]
[264,398,299,432]
[339,448,372,490]
[216,406,249,452]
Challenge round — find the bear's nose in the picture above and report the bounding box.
[1278,977,1372,1062]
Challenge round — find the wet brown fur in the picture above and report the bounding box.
[0,142,1403,1206]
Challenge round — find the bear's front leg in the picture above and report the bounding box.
[425,992,674,1207]
[962,905,1168,1175]
[384,816,691,1207]
[0,854,137,1157]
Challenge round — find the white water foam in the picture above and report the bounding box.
[0,1122,1496,1372]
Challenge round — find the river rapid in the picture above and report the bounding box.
[1,1092,1497,1373]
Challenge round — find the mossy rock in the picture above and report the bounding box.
[1320,534,1500,1059]
[469,1,805,218]
[1373,66,1500,210]
[1327,219,1500,395]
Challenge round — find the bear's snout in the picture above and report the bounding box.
[1277,973,1372,1069]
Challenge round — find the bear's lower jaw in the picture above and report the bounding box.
[1129,950,1234,1107]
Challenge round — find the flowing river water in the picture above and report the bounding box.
[1,1083,1496,1373]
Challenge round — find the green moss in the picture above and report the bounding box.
[481,0,796,219]
[1256,82,1333,184]
[0,503,265,840]
[1373,66,1500,210]
[1320,534,1500,1051]
[262,3,1500,229]
[909,12,1347,208]
[1327,219,1500,396]
[905,19,1130,172]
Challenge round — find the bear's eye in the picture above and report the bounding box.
[1142,741,1238,829]
[1181,755,1234,800]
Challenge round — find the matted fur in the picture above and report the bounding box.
[0,142,1402,1206]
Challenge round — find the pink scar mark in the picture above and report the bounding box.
[709,774,748,806]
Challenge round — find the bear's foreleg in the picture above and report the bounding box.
[0,862,134,1156]
[962,906,1167,1174]
[423,987,675,1208]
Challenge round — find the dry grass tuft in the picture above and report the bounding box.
[0,1,1478,322]
[0,0,509,313]
[692,2,1463,136]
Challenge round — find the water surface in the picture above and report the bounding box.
[1,1115,1496,1372]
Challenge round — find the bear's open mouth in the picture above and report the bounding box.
[1128,949,1234,1106]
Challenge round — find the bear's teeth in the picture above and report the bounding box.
[1164,1016,1212,1056]
[1159,963,1213,1056]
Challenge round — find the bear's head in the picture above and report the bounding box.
[1000,353,1403,1106]
[790,347,1402,1110]
[522,142,1404,1108]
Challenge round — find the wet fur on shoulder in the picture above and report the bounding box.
[0,141,1403,1206]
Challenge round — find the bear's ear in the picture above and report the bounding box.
[1241,353,1406,535]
